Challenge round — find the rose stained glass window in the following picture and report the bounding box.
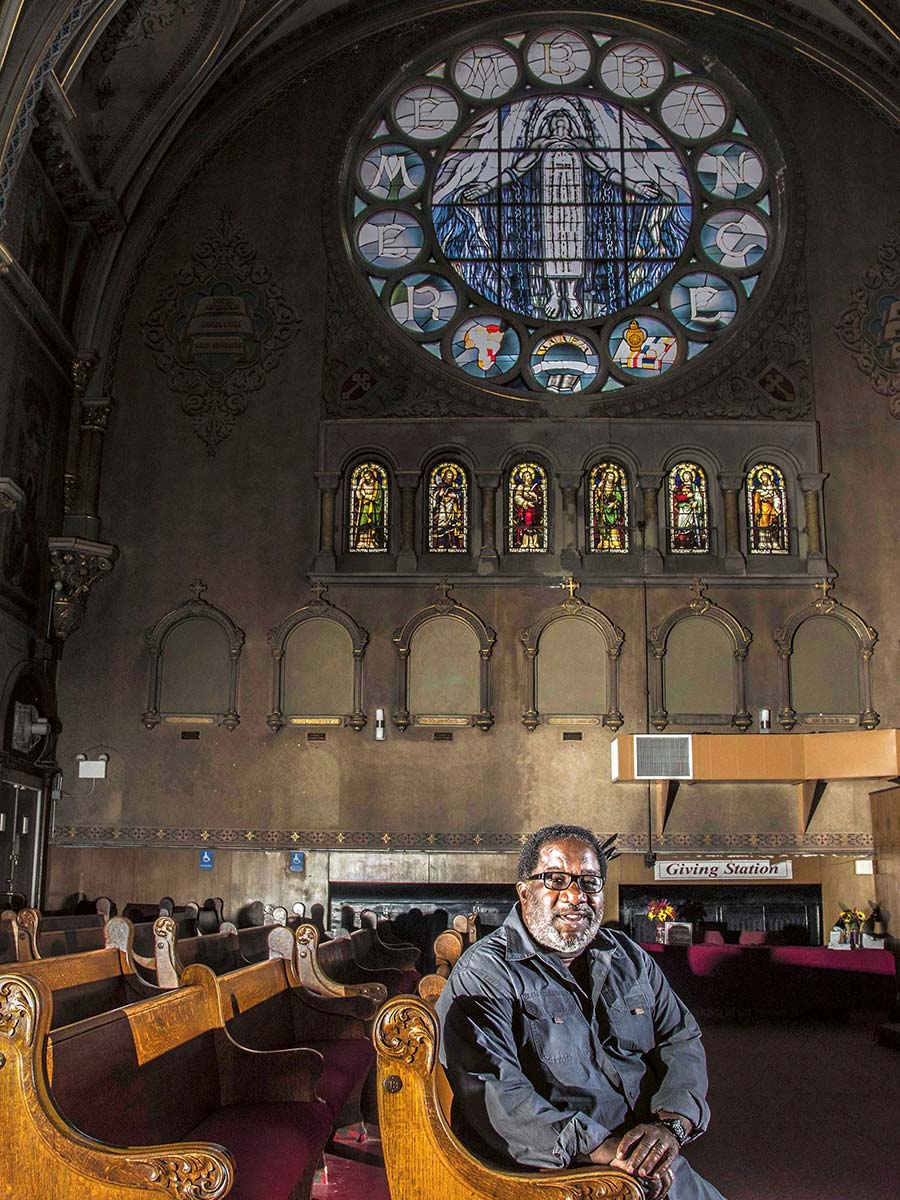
[508,462,548,552]
[589,462,630,552]
[428,462,468,552]
[348,462,389,552]
[668,462,709,553]
[747,463,788,554]
[346,23,780,406]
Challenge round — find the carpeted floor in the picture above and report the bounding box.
[315,1016,899,1200]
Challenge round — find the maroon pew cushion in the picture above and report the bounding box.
[188,1101,332,1200]
[386,968,422,996]
[299,1038,375,1117]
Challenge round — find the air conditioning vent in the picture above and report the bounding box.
[633,734,693,779]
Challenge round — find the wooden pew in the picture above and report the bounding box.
[0,966,334,1200]
[350,923,421,973]
[291,923,388,1004]
[9,934,165,1028]
[374,995,645,1200]
[152,917,280,987]
[193,930,377,1127]
[315,925,420,994]
[433,928,466,978]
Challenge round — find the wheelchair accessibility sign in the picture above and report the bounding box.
[289,851,305,873]
[199,849,215,871]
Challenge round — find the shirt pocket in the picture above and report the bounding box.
[520,992,583,1063]
[608,988,655,1052]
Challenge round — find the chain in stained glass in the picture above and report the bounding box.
[747,463,788,554]
[428,462,468,552]
[346,21,782,403]
[668,462,709,553]
[508,462,548,552]
[348,462,389,552]
[590,463,630,552]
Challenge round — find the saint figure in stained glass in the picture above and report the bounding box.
[349,463,388,552]
[428,462,468,552]
[668,463,709,553]
[590,463,629,552]
[747,464,788,554]
[432,94,691,321]
[509,463,547,552]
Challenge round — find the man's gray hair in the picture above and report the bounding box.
[517,824,608,882]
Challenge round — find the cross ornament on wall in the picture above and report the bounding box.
[310,581,328,602]
[436,578,454,601]
[815,578,833,600]
[690,577,706,601]
[560,575,580,599]
[189,579,208,602]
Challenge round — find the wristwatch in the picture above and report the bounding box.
[655,1116,690,1146]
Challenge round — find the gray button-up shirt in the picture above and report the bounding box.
[436,905,712,1173]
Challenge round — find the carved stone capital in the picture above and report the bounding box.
[71,352,100,394]
[717,472,745,492]
[48,536,119,641]
[637,472,664,491]
[80,398,113,433]
[0,477,25,513]
[798,472,828,494]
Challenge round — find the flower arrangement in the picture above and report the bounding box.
[648,899,677,923]
[837,905,866,929]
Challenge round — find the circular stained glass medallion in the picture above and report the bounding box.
[345,21,783,402]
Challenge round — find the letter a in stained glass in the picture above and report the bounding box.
[590,463,629,552]
[349,462,389,552]
[428,462,468,552]
[668,462,709,553]
[747,463,788,553]
[509,462,548,552]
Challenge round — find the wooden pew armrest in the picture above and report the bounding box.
[215,1027,326,1104]
[0,973,236,1199]
[289,986,373,1038]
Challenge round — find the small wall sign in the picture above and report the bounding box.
[199,849,215,871]
[289,851,305,873]
[654,858,792,882]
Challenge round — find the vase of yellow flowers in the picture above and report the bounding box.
[648,899,677,943]
[837,904,867,949]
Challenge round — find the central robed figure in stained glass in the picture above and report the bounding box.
[590,462,629,552]
[509,462,548,552]
[428,462,468,552]
[432,94,691,321]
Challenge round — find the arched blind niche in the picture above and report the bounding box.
[664,618,733,715]
[649,587,751,731]
[790,617,858,715]
[160,619,230,714]
[409,618,480,717]
[393,587,496,732]
[537,618,608,717]
[267,591,368,732]
[776,588,879,729]
[143,585,244,730]
[283,621,354,718]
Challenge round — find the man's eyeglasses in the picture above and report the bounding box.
[526,871,604,895]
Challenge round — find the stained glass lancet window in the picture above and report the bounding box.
[428,462,468,552]
[509,462,548,552]
[346,23,783,407]
[590,463,630,552]
[668,463,709,554]
[747,463,788,554]
[348,462,389,552]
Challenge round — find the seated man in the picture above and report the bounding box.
[436,824,727,1200]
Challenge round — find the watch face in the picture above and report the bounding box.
[660,1117,689,1144]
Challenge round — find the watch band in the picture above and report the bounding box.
[655,1116,690,1146]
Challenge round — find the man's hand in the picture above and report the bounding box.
[616,1122,681,1182]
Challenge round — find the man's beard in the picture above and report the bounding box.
[522,890,603,955]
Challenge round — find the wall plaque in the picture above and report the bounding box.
[654,859,792,882]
